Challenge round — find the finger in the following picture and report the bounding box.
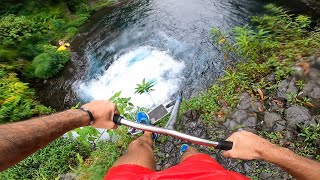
[114,107,120,115]
[222,151,231,158]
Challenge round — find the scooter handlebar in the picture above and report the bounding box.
[112,114,233,150]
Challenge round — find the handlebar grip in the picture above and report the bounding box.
[113,114,123,125]
[216,140,233,150]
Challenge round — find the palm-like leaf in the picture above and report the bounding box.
[135,78,155,95]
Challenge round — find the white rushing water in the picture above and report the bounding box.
[75,46,185,107]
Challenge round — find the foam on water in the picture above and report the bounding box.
[75,46,185,107]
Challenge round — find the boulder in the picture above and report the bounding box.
[230,110,248,124]
[237,93,252,110]
[263,112,283,131]
[242,116,257,127]
[277,78,298,100]
[285,106,311,129]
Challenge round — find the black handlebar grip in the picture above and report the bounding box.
[113,114,123,125]
[216,140,233,150]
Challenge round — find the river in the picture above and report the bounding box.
[37,0,267,109]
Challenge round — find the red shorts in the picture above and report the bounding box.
[104,154,249,180]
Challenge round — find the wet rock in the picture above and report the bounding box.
[231,110,248,123]
[263,112,283,131]
[285,106,311,129]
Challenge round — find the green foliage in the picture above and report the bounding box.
[78,126,133,180]
[109,91,134,118]
[298,124,320,146]
[68,127,100,149]
[192,4,320,123]
[135,78,156,105]
[0,70,53,123]
[0,137,91,180]
[135,78,155,95]
[30,47,71,79]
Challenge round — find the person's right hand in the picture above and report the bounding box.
[222,131,276,160]
[82,100,119,129]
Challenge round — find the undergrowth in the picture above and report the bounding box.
[0,137,91,180]
[180,4,320,125]
[0,0,115,124]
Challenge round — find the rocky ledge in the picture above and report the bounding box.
[155,53,320,179]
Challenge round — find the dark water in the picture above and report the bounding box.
[37,0,267,109]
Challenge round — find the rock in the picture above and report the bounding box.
[301,82,316,95]
[287,78,298,97]
[242,116,257,127]
[230,110,248,124]
[223,119,231,128]
[266,73,275,82]
[58,173,77,180]
[259,172,273,179]
[237,93,252,110]
[164,142,174,153]
[312,115,320,123]
[273,120,286,132]
[309,86,320,107]
[249,101,264,113]
[229,121,239,130]
[267,99,284,113]
[277,78,298,100]
[285,106,311,129]
[263,112,283,130]
[315,56,320,69]
[237,99,251,110]
[293,66,304,79]
[277,79,289,100]
[308,68,320,81]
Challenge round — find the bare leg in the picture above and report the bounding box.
[113,132,156,170]
[179,146,203,163]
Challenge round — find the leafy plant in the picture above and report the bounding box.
[0,137,91,180]
[0,70,53,123]
[135,78,156,105]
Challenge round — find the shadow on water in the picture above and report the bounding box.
[35,0,273,110]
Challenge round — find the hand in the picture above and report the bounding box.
[222,131,276,160]
[82,100,119,129]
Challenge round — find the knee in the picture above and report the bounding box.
[128,139,153,151]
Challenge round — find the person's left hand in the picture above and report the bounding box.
[82,100,119,129]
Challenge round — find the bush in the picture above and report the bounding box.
[30,46,71,79]
[65,27,79,40]
[0,137,91,179]
[0,14,38,47]
[0,70,53,123]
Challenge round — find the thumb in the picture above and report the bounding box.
[222,150,232,158]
